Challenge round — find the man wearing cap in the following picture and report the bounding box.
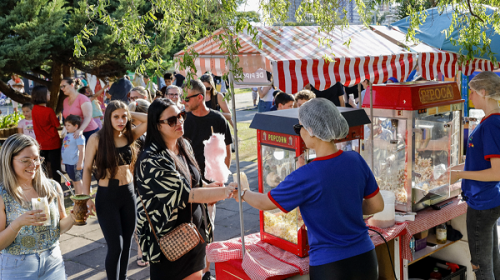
[8,74,25,113]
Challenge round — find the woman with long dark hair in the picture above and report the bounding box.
[135,98,235,280]
[82,100,147,280]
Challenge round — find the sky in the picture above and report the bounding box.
[237,1,260,12]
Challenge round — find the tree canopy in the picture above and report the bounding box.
[0,0,183,111]
[74,0,499,92]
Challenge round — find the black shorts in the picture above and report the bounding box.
[309,249,378,280]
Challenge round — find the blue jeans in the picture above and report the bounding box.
[467,204,500,280]
[83,128,99,144]
[258,100,272,112]
[0,246,66,279]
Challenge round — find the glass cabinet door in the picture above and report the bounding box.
[413,112,454,198]
[261,145,303,244]
[362,117,408,204]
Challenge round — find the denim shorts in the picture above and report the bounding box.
[65,164,83,181]
[0,246,66,279]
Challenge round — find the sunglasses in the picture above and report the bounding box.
[293,124,303,135]
[206,87,212,91]
[159,111,186,127]
[183,93,201,102]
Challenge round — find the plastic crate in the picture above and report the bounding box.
[409,256,466,280]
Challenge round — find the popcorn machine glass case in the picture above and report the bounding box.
[250,108,371,257]
[361,81,464,212]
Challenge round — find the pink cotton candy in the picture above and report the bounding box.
[204,133,231,183]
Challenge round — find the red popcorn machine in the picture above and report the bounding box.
[249,107,371,257]
[360,81,464,212]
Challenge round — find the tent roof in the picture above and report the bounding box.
[175,25,418,93]
[373,25,499,80]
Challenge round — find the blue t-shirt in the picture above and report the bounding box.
[61,133,85,165]
[268,150,379,266]
[462,113,500,210]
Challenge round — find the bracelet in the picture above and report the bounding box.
[241,189,248,201]
[8,224,18,233]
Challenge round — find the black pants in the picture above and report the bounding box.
[309,249,378,280]
[95,181,137,280]
[40,148,61,183]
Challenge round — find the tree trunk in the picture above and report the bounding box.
[50,62,63,114]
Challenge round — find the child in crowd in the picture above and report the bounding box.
[79,87,104,129]
[295,90,316,107]
[17,103,36,139]
[61,115,86,194]
[270,91,295,111]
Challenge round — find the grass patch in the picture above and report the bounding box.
[231,122,257,162]
[234,88,252,95]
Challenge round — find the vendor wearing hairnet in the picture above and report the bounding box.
[233,98,384,280]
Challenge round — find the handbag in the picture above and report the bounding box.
[136,189,205,262]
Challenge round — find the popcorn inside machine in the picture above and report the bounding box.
[360,81,464,212]
[250,107,371,257]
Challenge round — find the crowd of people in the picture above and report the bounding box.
[0,69,499,280]
[0,72,237,280]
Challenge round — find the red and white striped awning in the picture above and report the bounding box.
[419,52,500,80]
[175,26,419,93]
[175,29,273,76]
[371,26,500,80]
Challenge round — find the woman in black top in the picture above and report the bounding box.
[135,98,235,280]
[82,100,147,280]
[200,74,233,127]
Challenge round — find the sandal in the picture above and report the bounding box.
[136,257,149,267]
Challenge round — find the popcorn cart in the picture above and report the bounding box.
[360,81,464,212]
[249,107,371,257]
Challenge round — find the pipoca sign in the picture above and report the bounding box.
[418,84,454,104]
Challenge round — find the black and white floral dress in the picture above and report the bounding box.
[135,142,213,279]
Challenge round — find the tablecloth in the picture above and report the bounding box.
[207,196,468,278]
[207,233,308,280]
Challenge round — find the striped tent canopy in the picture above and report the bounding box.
[371,25,500,81]
[175,26,419,94]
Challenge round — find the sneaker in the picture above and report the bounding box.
[202,271,215,280]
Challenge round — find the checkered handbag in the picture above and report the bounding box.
[137,189,205,262]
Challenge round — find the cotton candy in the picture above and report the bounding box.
[204,133,231,183]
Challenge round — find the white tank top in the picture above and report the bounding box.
[261,87,275,102]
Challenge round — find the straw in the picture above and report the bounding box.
[56,170,76,197]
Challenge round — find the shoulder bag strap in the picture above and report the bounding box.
[135,186,161,245]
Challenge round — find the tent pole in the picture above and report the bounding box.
[228,66,246,256]
[370,82,374,170]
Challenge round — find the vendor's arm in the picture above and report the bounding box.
[362,192,384,215]
[238,190,277,211]
[451,158,500,183]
